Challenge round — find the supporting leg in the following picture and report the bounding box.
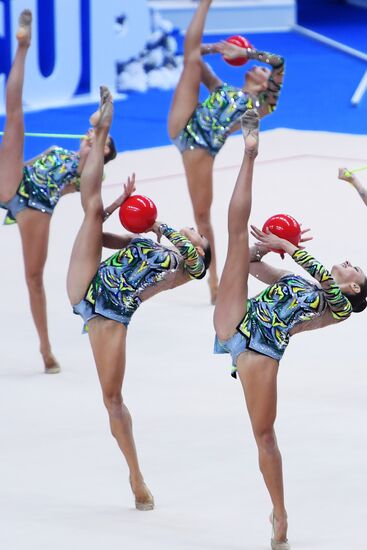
[17,208,60,373]
[237,351,289,545]
[182,148,218,303]
[88,317,154,510]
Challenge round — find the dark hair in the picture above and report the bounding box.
[104,135,117,164]
[345,276,367,313]
[196,241,212,280]
[203,241,212,270]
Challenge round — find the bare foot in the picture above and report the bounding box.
[241,108,259,157]
[42,351,61,374]
[16,9,32,48]
[130,476,154,511]
[89,86,113,129]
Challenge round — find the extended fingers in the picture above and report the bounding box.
[250,224,265,236]
[300,228,313,242]
[250,227,265,241]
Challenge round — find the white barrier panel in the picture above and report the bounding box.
[150,0,295,34]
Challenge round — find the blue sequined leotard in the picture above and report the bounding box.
[172,53,285,158]
[0,146,80,224]
[73,225,206,330]
[215,250,352,377]
[173,84,256,157]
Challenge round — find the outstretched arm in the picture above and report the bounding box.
[249,245,291,284]
[198,57,223,91]
[155,222,206,279]
[292,249,352,320]
[339,167,367,207]
[102,232,134,249]
[103,173,136,221]
[251,49,285,117]
[216,42,285,116]
[251,227,352,321]
[100,173,137,248]
[249,228,313,284]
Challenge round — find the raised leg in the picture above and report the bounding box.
[237,352,288,545]
[182,148,218,303]
[213,110,259,340]
[17,208,60,373]
[0,10,32,203]
[88,317,154,510]
[67,87,113,305]
[168,0,212,139]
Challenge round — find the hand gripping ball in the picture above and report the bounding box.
[119,195,157,233]
[262,214,301,255]
[223,35,252,67]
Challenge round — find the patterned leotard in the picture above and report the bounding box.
[173,85,256,157]
[215,250,352,377]
[73,225,206,330]
[173,54,285,157]
[0,146,80,224]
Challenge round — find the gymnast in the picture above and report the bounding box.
[168,0,285,303]
[67,86,211,511]
[0,10,116,373]
[339,166,367,207]
[213,109,366,549]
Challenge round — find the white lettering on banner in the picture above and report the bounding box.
[90,0,150,97]
[0,0,150,112]
[10,0,82,108]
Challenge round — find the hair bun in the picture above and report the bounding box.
[352,299,367,313]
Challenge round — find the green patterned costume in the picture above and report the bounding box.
[73,225,206,329]
[0,146,80,224]
[215,250,352,377]
[172,51,285,157]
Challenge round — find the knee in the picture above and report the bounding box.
[255,429,278,456]
[103,391,123,418]
[26,270,44,291]
[85,198,104,216]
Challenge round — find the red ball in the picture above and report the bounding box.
[223,35,252,66]
[262,214,301,255]
[119,195,157,233]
